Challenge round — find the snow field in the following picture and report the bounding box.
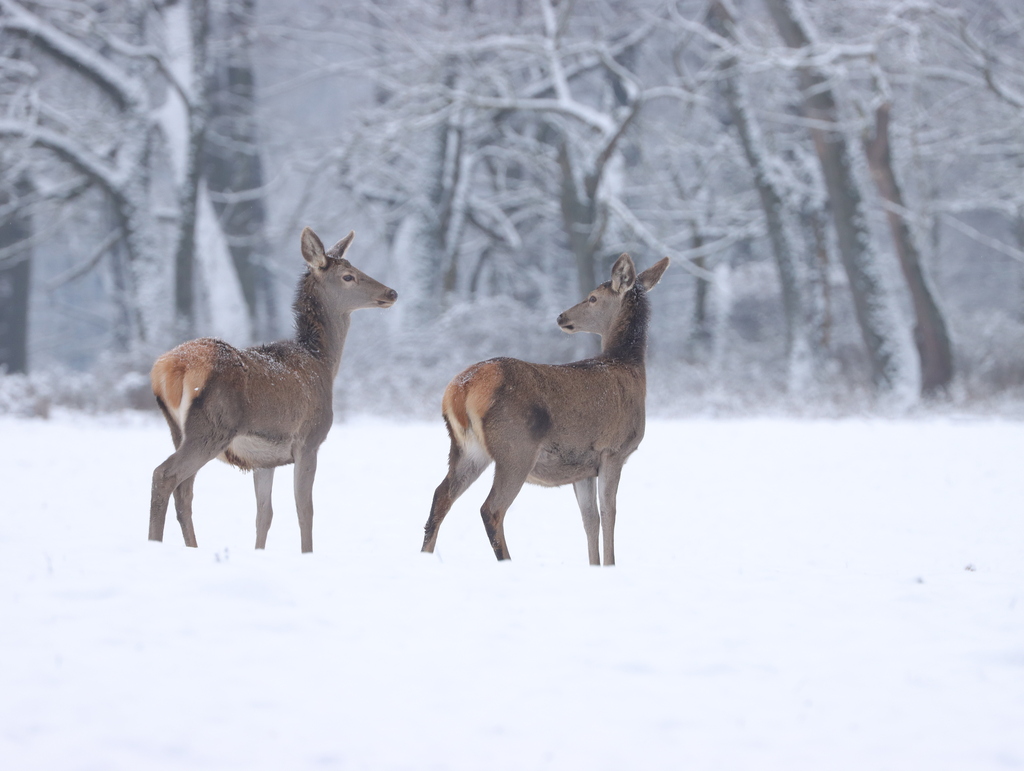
[1,414,1022,770]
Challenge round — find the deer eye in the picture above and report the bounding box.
[588,295,597,303]
[343,274,355,282]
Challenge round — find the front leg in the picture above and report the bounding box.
[597,460,624,566]
[293,448,318,554]
[572,477,600,566]
[254,467,275,549]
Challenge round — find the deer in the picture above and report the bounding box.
[148,227,397,553]
[421,253,670,566]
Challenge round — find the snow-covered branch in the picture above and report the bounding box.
[0,118,125,194]
[0,0,146,111]
[607,196,717,280]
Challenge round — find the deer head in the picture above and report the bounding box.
[556,253,670,337]
[300,227,397,313]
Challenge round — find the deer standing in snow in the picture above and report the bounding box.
[149,228,397,553]
[421,253,669,565]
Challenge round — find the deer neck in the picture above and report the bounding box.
[600,285,650,366]
[293,284,352,379]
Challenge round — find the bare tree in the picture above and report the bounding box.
[336,0,717,318]
[171,0,212,340]
[6,0,1024,411]
[920,0,1024,319]
[862,89,953,396]
[765,0,906,393]
[701,0,816,390]
[205,0,276,340]
[0,0,243,351]
[0,0,160,346]
[0,175,31,374]
[0,28,32,373]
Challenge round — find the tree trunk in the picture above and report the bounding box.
[798,201,833,351]
[172,0,210,341]
[706,0,813,389]
[765,0,903,393]
[204,0,276,340]
[689,228,712,359]
[439,121,467,299]
[862,101,953,396]
[557,140,600,300]
[1017,206,1024,325]
[0,177,31,374]
[421,113,462,317]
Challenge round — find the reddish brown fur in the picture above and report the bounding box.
[441,378,470,434]
[442,360,502,444]
[150,339,217,416]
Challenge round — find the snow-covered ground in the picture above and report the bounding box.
[1,413,1022,770]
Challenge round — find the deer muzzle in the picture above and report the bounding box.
[377,288,398,308]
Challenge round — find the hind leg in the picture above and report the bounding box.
[151,445,220,544]
[422,436,490,553]
[150,411,232,545]
[172,475,198,547]
[479,444,540,561]
[156,403,200,547]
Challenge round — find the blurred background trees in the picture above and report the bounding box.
[2,0,1023,416]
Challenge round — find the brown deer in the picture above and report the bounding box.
[421,253,669,565]
[149,227,397,553]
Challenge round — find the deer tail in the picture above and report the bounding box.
[441,360,502,459]
[150,339,218,431]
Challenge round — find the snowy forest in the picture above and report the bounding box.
[2,0,1024,417]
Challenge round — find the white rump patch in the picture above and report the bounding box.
[170,389,195,432]
[461,429,492,465]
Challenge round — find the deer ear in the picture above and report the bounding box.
[638,257,670,291]
[327,230,355,260]
[610,253,636,294]
[300,227,328,270]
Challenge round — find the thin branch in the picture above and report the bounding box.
[940,212,1024,264]
[45,227,122,289]
[0,119,124,194]
[607,196,719,280]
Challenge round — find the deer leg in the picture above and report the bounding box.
[150,405,234,544]
[149,457,177,542]
[597,460,624,566]
[172,475,198,548]
[153,399,196,543]
[293,448,318,554]
[479,446,538,561]
[150,433,230,544]
[254,467,275,549]
[422,440,491,553]
[573,477,601,566]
